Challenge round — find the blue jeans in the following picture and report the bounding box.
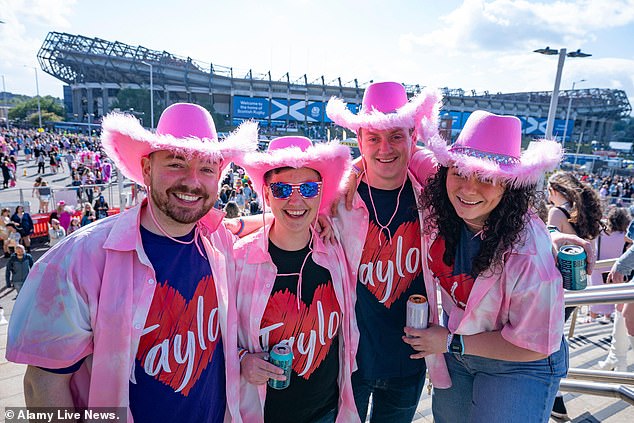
[432,338,569,423]
[352,370,426,423]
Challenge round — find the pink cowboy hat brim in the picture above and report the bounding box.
[426,135,563,188]
[101,113,258,185]
[326,87,441,137]
[241,141,351,215]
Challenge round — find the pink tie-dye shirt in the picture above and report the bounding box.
[6,202,241,423]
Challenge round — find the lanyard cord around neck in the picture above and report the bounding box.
[145,186,206,259]
[361,158,406,247]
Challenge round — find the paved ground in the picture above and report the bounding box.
[0,154,632,422]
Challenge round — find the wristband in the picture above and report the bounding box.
[547,225,559,233]
[235,218,245,236]
[238,348,248,362]
[352,164,362,177]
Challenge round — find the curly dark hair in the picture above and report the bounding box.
[548,172,604,240]
[421,166,537,277]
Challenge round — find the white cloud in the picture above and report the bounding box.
[401,0,634,53]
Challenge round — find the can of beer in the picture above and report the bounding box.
[268,342,293,390]
[557,245,587,290]
[406,294,429,331]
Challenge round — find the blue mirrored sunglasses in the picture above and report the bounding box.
[269,181,322,199]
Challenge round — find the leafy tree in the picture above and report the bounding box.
[8,96,64,122]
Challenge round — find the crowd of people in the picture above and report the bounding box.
[1,83,632,423]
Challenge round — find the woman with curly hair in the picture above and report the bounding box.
[403,111,567,423]
[546,171,604,418]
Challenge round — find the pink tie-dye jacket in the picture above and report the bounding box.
[333,153,453,389]
[232,222,360,423]
[6,202,241,422]
[409,149,565,357]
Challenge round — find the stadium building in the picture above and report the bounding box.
[38,31,631,144]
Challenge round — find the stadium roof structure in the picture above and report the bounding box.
[37,31,631,142]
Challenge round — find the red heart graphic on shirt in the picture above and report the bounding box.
[359,221,423,308]
[136,275,221,396]
[261,283,341,379]
[428,236,475,309]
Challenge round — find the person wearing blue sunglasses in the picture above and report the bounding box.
[233,136,360,423]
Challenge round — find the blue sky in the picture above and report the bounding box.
[1,0,633,110]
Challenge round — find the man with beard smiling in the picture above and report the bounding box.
[6,103,257,422]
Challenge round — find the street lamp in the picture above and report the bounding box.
[141,61,154,129]
[533,46,592,139]
[562,79,586,146]
[23,65,43,129]
[1,75,8,129]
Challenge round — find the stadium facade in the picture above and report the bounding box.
[38,32,631,143]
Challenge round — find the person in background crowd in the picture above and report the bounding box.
[38,181,51,213]
[48,218,66,247]
[224,201,241,218]
[235,135,359,422]
[326,81,444,421]
[0,208,11,256]
[605,248,634,371]
[49,151,59,174]
[595,208,633,372]
[71,173,83,202]
[590,207,631,322]
[407,111,567,423]
[81,202,96,227]
[93,195,110,220]
[6,244,34,299]
[36,153,46,174]
[4,222,21,259]
[2,160,11,188]
[548,171,605,419]
[11,205,33,253]
[67,217,81,235]
[6,103,258,422]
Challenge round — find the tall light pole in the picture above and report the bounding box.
[23,65,43,128]
[562,79,586,146]
[1,75,8,128]
[141,61,154,129]
[534,47,591,139]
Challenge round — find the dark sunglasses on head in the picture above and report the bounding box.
[269,181,322,199]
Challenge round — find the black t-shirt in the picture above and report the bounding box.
[262,240,340,423]
[355,179,427,379]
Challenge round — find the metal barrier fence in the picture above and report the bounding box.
[0,181,142,214]
[562,259,634,405]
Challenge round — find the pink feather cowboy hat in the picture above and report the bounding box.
[326,81,441,141]
[241,136,351,214]
[426,110,563,187]
[100,102,258,185]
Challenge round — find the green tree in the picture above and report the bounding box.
[8,95,64,122]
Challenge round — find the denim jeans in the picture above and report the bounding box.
[432,338,569,423]
[352,370,426,423]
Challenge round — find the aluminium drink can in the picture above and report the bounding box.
[407,294,429,331]
[268,342,293,390]
[557,245,587,291]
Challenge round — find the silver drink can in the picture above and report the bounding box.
[407,294,429,331]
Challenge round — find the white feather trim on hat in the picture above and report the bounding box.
[100,113,258,185]
[426,136,563,188]
[326,87,442,133]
